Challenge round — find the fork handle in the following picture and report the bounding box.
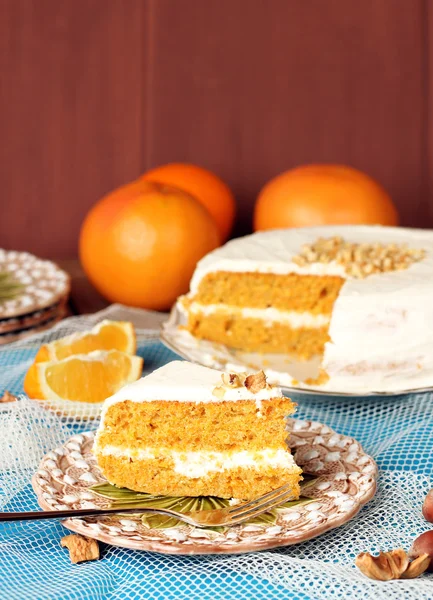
[0,506,176,522]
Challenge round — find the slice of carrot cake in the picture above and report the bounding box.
[94,361,302,500]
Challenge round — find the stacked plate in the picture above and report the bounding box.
[0,250,70,345]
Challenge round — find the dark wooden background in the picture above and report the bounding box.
[1,0,431,258]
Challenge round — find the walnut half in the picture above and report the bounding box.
[244,370,267,393]
[355,548,429,581]
[61,534,100,564]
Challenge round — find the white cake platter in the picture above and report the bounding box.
[161,306,433,398]
[32,421,377,555]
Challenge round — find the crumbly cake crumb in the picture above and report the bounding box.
[293,236,425,278]
[304,369,330,386]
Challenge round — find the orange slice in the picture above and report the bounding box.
[34,320,136,363]
[24,350,143,404]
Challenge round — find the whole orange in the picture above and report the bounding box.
[142,163,236,241]
[254,164,399,230]
[79,180,220,311]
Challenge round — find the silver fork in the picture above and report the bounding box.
[0,482,298,528]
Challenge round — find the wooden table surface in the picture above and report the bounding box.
[57,259,109,315]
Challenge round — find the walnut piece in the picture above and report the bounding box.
[212,385,226,399]
[293,236,425,279]
[401,553,431,579]
[244,370,267,393]
[356,549,408,580]
[0,390,17,403]
[213,370,269,396]
[60,534,100,564]
[221,372,242,387]
[355,548,429,581]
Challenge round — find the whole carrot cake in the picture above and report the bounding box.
[176,225,433,392]
[94,361,302,499]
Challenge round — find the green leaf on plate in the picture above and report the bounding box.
[90,478,317,530]
[0,271,24,303]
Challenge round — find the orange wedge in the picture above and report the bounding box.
[34,320,136,363]
[24,350,143,404]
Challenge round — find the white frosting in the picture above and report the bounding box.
[187,302,330,328]
[99,361,282,421]
[188,230,350,295]
[177,225,433,393]
[95,445,296,479]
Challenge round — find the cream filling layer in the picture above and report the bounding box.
[188,302,330,329]
[97,444,297,479]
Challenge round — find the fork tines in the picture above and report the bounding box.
[227,483,296,523]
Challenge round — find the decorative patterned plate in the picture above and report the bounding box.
[161,306,433,398]
[32,420,377,555]
[0,250,70,319]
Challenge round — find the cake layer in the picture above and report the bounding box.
[97,446,296,478]
[96,452,302,499]
[96,396,295,452]
[191,271,344,313]
[187,302,331,328]
[186,311,329,357]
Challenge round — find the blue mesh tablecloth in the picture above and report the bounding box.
[1,321,432,600]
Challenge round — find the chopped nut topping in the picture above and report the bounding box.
[293,236,425,279]
[0,390,17,403]
[212,385,226,399]
[221,372,242,387]
[355,548,429,581]
[244,370,267,393]
[60,534,100,564]
[213,370,269,397]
